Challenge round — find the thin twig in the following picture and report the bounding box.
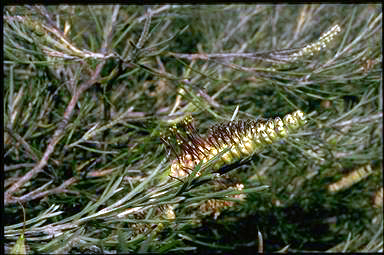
[4,127,39,162]
[332,113,383,127]
[5,163,36,172]
[13,177,78,204]
[5,62,105,205]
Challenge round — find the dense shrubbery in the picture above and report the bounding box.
[4,5,382,253]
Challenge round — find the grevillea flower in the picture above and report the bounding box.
[328,164,373,193]
[166,110,306,178]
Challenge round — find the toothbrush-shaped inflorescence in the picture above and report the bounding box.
[289,24,341,62]
[167,110,306,178]
[328,164,373,193]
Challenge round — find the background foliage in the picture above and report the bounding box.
[4,4,382,253]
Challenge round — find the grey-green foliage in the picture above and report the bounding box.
[4,4,382,253]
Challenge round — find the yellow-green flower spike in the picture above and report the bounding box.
[289,24,341,62]
[328,164,372,193]
[169,110,306,178]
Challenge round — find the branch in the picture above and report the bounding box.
[5,62,105,205]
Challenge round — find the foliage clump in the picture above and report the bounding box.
[4,4,382,253]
